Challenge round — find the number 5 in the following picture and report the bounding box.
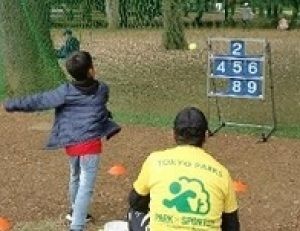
[233,61,243,74]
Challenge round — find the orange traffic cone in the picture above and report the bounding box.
[233,180,248,193]
[108,164,127,176]
[0,217,11,231]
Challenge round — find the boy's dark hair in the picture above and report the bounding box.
[174,107,208,146]
[66,51,93,81]
[63,28,72,36]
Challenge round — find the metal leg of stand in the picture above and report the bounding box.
[261,42,277,142]
[261,126,276,142]
[209,121,225,136]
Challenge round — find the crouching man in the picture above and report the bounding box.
[128,107,240,231]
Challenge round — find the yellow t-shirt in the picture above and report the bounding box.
[134,145,238,231]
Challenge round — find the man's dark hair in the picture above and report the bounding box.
[66,51,93,81]
[174,107,208,146]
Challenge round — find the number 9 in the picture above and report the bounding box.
[247,81,257,94]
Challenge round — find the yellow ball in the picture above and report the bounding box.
[188,43,197,50]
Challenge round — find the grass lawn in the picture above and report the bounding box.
[0,38,5,100]
[52,28,300,138]
[1,27,299,231]
[0,28,294,139]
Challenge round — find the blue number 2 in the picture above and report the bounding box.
[231,41,245,56]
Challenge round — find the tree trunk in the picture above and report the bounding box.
[0,0,65,96]
[267,1,272,18]
[204,0,209,12]
[0,20,6,98]
[258,4,264,17]
[229,0,236,18]
[82,0,93,27]
[291,0,299,25]
[224,0,229,21]
[106,0,120,29]
[162,0,187,50]
[22,0,65,85]
[273,3,279,20]
[119,0,128,28]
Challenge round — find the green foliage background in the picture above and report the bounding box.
[1,0,300,137]
[0,22,5,100]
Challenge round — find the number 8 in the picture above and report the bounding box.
[232,81,241,93]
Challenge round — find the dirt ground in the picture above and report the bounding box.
[0,109,299,231]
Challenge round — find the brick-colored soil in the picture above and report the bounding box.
[0,109,299,231]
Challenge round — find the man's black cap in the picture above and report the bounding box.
[174,107,208,132]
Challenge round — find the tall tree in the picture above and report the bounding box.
[291,0,299,25]
[266,0,272,18]
[106,0,120,29]
[162,0,187,50]
[0,0,65,96]
[229,0,237,18]
[22,0,65,82]
[82,0,93,27]
[257,1,265,17]
[224,0,229,21]
[0,20,5,98]
[119,0,129,27]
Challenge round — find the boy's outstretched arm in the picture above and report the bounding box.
[4,84,67,112]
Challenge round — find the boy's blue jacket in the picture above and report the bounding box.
[4,80,121,149]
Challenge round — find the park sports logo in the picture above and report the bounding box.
[163,176,210,215]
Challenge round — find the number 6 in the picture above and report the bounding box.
[248,62,258,75]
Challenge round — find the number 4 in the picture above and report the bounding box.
[216,61,225,73]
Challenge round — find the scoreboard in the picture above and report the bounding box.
[206,38,276,141]
[208,39,265,99]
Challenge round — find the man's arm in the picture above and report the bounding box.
[221,210,240,231]
[222,172,240,231]
[129,157,151,213]
[129,188,150,214]
[4,84,67,112]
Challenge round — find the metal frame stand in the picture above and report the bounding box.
[207,38,277,142]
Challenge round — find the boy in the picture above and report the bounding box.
[4,51,121,231]
[128,107,240,231]
[56,28,80,59]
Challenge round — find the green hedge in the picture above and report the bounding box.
[0,24,5,100]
